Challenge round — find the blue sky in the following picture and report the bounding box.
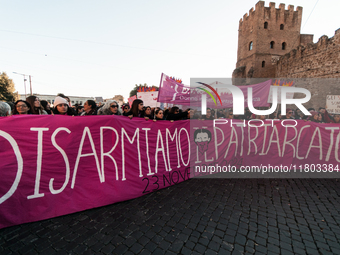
[1,0,339,101]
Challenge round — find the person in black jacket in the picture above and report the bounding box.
[201,108,214,120]
[142,106,154,120]
[81,100,97,116]
[122,104,130,116]
[154,109,164,120]
[127,99,148,120]
[166,106,188,121]
[52,96,74,116]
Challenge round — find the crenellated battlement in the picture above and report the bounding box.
[277,28,340,79]
[239,1,302,27]
[279,30,340,63]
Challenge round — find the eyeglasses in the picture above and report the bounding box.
[229,113,233,115]
[110,105,118,108]
[16,105,27,108]
[288,112,293,114]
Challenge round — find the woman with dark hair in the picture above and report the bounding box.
[166,106,182,121]
[127,99,145,119]
[317,113,324,123]
[97,100,121,115]
[201,108,214,120]
[281,108,294,120]
[163,108,169,120]
[323,107,340,123]
[308,111,320,123]
[40,100,52,114]
[26,96,47,115]
[122,104,130,116]
[154,109,164,121]
[256,115,267,120]
[268,112,278,119]
[81,100,97,116]
[227,111,234,119]
[52,96,74,116]
[76,106,84,116]
[12,100,32,115]
[333,114,340,124]
[142,106,154,119]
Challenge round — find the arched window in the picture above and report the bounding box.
[249,41,253,51]
[282,42,286,50]
[262,61,265,68]
[270,41,274,49]
[280,24,284,30]
[264,22,268,29]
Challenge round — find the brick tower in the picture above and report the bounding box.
[232,1,313,80]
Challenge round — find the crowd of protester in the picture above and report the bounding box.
[0,94,339,124]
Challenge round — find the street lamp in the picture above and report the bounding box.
[13,72,33,100]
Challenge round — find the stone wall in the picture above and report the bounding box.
[276,29,340,109]
[276,29,340,78]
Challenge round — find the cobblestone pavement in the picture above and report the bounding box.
[1,179,340,254]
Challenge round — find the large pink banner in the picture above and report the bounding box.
[1,116,340,229]
[158,73,191,105]
[191,119,340,178]
[0,115,190,229]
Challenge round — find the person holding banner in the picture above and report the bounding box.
[81,100,97,116]
[307,111,321,123]
[166,106,187,121]
[333,115,340,123]
[323,106,340,123]
[52,96,74,116]
[40,100,52,114]
[26,96,48,115]
[12,100,32,115]
[227,111,234,119]
[201,108,214,120]
[281,108,295,120]
[0,101,11,116]
[97,100,121,116]
[142,106,154,120]
[154,109,164,120]
[127,99,148,120]
[122,104,130,116]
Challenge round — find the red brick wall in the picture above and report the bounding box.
[276,29,340,78]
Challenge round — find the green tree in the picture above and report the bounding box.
[129,84,142,98]
[0,72,16,102]
[129,83,159,98]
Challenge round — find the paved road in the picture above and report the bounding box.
[1,178,340,254]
